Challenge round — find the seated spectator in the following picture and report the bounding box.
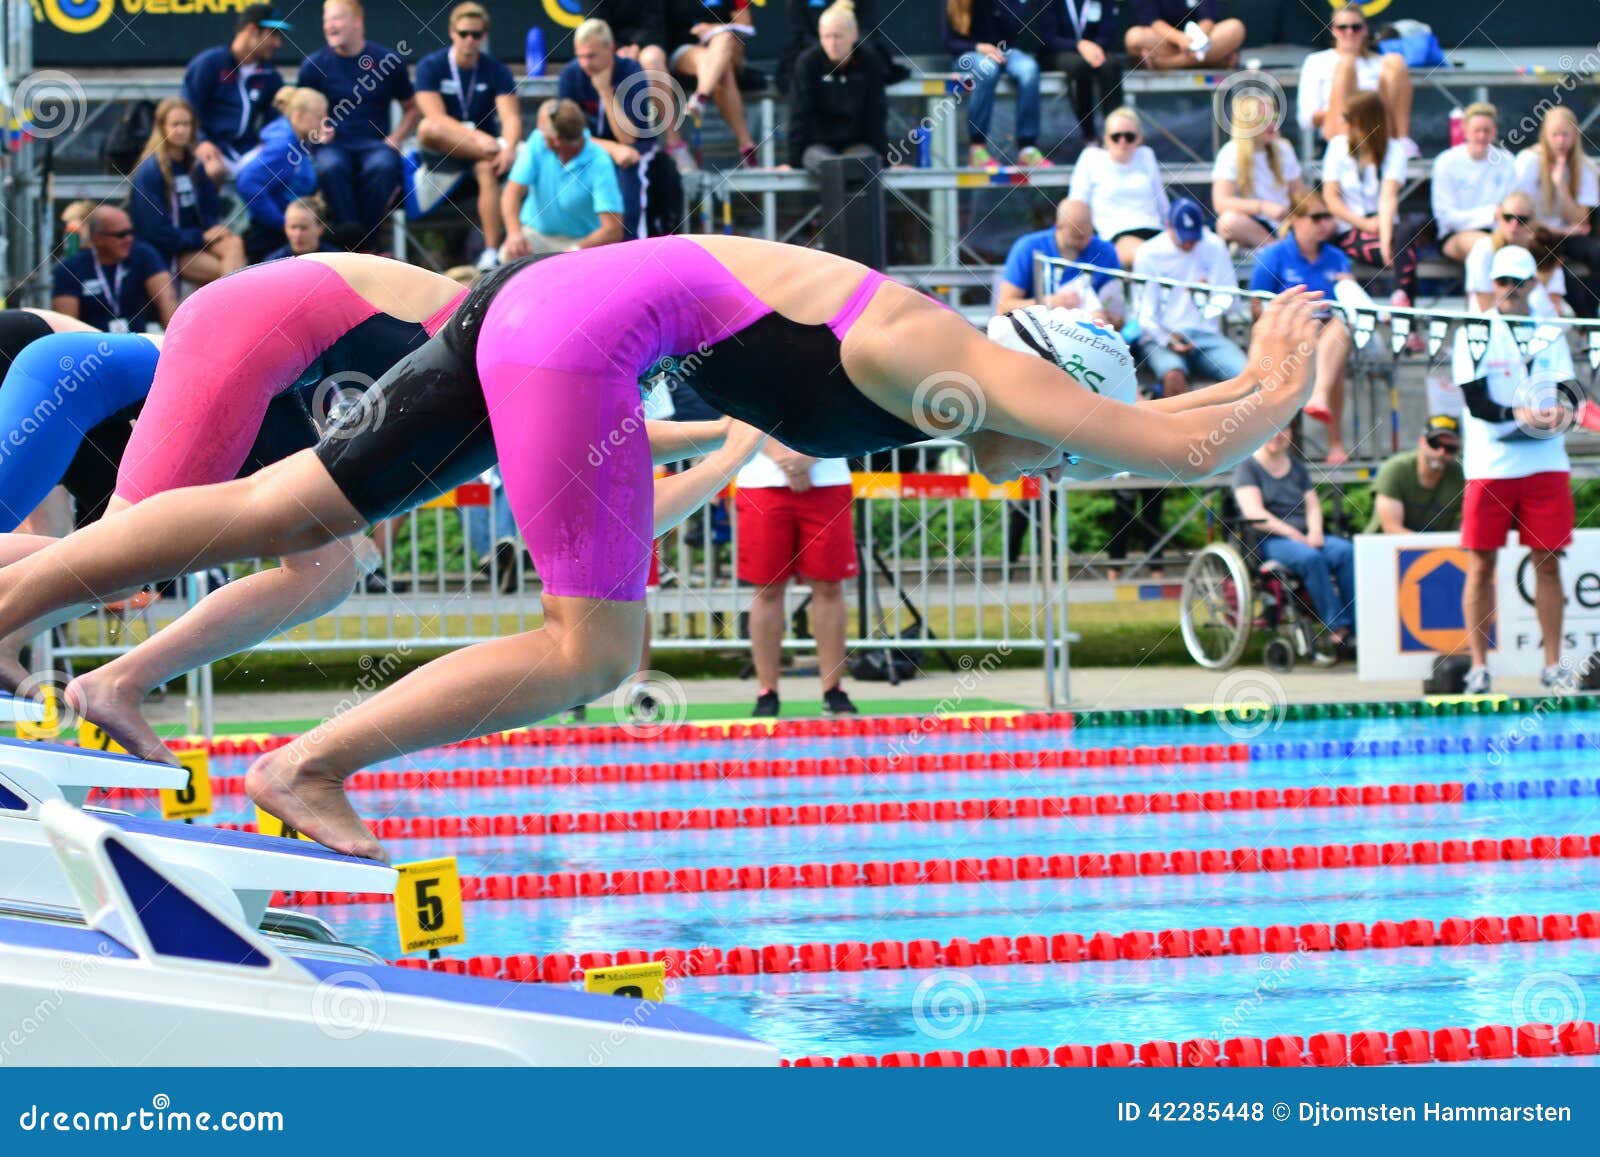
[1211,90,1302,250]
[1323,90,1421,315]
[297,0,418,248]
[236,86,327,261]
[50,207,177,332]
[945,0,1067,167]
[1297,3,1412,148]
[597,0,695,173]
[1131,198,1246,396]
[501,100,624,256]
[1124,0,1245,70]
[1466,192,1566,316]
[59,199,96,260]
[262,195,339,261]
[666,0,757,167]
[560,18,656,240]
[1233,429,1355,651]
[1514,106,1600,317]
[129,97,245,289]
[786,2,887,177]
[996,198,1123,316]
[181,4,291,183]
[1249,190,1363,464]
[415,2,520,269]
[781,0,904,90]
[736,447,859,718]
[1364,415,1465,534]
[1432,102,1516,264]
[1067,107,1169,268]
[1048,0,1123,150]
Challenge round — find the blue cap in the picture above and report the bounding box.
[1169,197,1205,244]
[239,4,292,31]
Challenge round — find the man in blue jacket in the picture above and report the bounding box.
[181,4,292,183]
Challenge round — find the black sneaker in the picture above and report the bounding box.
[752,690,780,718]
[822,687,859,716]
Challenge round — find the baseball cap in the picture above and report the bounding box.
[1424,413,1461,446]
[986,307,1138,406]
[1489,245,1537,282]
[239,4,292,31]
[1169,197,1205,244]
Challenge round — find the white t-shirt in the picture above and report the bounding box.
[1067,145,1170,240]
[1131,229,1239,340]
[1430,144,1518,236]
[1211,138,1302,211]
[1463,236,1565,317]
[1296,49,1384,132]
[1513,149,1600,230]
[1452,309,1575,480]
[736,453,851,490]
[1322,135,1408,230]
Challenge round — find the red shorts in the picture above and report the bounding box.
[1460,472,1574,552]
[735,484,859,586]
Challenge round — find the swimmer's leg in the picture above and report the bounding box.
[67,537,361,765]
[247,594,645,861]
[0,451,363,650]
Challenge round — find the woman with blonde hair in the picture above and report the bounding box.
[1068,107,1169,267]
[1322,89,1421,312]
[128,97,245,287]
[237,86,329,260]
[1211,91,1303,249]
[263,195,339,261]
[1465,191,1567,316]
[1514,106,1600,316]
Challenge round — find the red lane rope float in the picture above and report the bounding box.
[214,780,1468,841]
[273,831,1600,907]
[388,910,1600,985]
[104,742,1260,800]
[787,1020,1600,1067]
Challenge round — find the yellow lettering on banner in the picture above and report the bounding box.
[584,960,667,1003]
[394,857,466,955]
[255,805,311,842]
[161,749,213,821]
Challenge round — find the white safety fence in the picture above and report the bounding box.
[43,440,1074,733]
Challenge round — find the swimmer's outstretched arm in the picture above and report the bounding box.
[653,421,766,534]
[645,417,731,465]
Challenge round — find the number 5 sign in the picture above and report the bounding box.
[394,857,466,955]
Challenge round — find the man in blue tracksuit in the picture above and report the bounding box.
[180,3,292,183]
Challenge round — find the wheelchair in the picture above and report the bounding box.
[1179,492,1341,673]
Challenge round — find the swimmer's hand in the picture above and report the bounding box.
[713,420,768,473]
[1244,287,1323,403]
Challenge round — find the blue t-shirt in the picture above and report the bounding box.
[509,132,624,238]
[557,56,661,145]
[414,48,516,137]
[180,45,283,155]
[51,243,166,331]
[1248,236,1351,298]
[1001,228,1121,295]
[297,43,415,146]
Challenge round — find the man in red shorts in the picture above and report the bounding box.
[1454,245,1581,694]
[736,445,859,717]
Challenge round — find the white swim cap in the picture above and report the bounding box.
[987,307,1137,406]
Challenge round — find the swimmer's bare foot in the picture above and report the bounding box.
[246,750,387,862]
[64,670,180,766]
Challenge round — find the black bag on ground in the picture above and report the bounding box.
[642,147,685,238]
[104,100,156,176]
[848,636,921,682]
[1423,654,1471,694]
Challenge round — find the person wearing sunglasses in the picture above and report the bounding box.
[1297,2,1413,150]
[1453,244,1585,695]
[1123,0,1246,70]
[1212,89,1303,250]
[1513,107,1600,317]
[1323,90,1423,325]
[1432,102,1517,266]
[414,2,521,270]
[1365,415,1465,534]
[1067,108,1169,269]
[1466,192,1566,317]
[49,207,177,334]
[1248,190,1370,464]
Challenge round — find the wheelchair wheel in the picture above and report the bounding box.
[1263,636,1296,673]
[1181,543,1253,669]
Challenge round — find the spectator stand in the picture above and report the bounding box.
[1034,252,1600,592]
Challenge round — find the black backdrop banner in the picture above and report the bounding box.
[27,0,1600,70]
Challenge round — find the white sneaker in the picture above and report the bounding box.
[667,141,698,174]
[1463,666,1492,695]
[1541,664,1577,694]
[475,248,500,272]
